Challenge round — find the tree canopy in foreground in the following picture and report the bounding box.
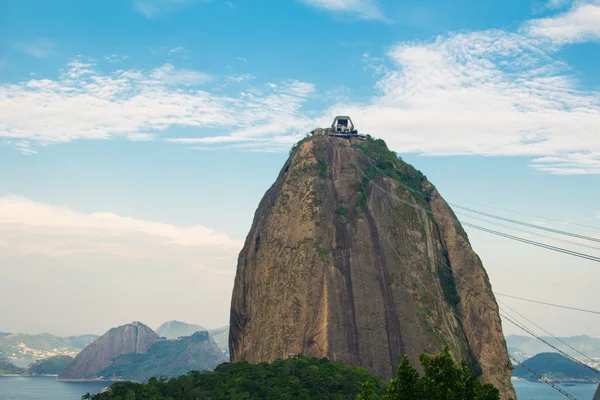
[86,348,501,400]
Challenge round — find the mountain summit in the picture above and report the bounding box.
[156,321,205,339]
[229,134,515,399]
[59,321,158,380]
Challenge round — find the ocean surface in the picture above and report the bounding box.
[0,377,111,400]
[0,376,597,399]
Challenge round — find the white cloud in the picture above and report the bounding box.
[168,46,185,54]
[318,29,600,174]
[529,152,600,174]
[545,0,572,9]
[134,0,206,19]
[226,73,255,83]
[104,54,130,63]
[527,1,600,43]
[0,60,315,146]
[12,38,57,58]
[299,0,388,22]
[13,140,37,155]
[0,196,241,255]
[149,63,212,85]
[0,195,240,335]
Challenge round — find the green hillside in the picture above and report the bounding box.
[24,355,74,376]
[99,331,225,382]
[513,352,600,382]
[0,360,24,375]
[506,335,600,358]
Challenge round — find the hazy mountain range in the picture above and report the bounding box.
[506,335,600,359]
[59,321,226,382]
[0,332,99,363]
[156,320,205,339]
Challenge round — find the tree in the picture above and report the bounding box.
[382,355,421,400]
[382,347,500,400]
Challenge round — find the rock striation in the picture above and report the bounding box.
[229,135,516,399]
[59,321,158,380]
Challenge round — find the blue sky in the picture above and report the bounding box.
[0,0,599,338]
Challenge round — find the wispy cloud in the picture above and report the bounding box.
[319,28,600,174]
[0,59,314,149]
[0,195,241,254]
[226,73,255,83]
[149,63,212,85]
[299,0,388,22]
[168,46,185,54]
[13,141,37,155]
[527,1,600,43]
[12,38,57,58]
[133,0,197,19]
[104,54,130,63]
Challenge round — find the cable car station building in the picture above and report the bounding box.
[311,116,366,139]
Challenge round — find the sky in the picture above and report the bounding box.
[0,0,599,340]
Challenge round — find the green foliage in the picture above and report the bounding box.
[357,138,427,200]
[437,265,461,308]
[318,160,328,179]
[383,348,499,400]
[25,355,73,376]
[0,360,24,375]
[88,349,503,400]
[289,133,312,155]
[335,207,347,217]
[89,356,384,400]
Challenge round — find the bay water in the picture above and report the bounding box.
[1,376,598,399]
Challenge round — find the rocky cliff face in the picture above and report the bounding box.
[59,321,158,380]
[229,135,516,399]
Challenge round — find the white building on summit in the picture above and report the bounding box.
[312,116,364,138]
[331,116,356,133]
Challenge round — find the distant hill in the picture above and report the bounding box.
[60,321,159,380]
[0,360,24,375]
[156,321,205,339]
[100,331,227,382]
[63,335,100,349]
[208,326,229,358]
[23,355,73,376]
[513,352,600,383]
[0,333,10,338]
[506,335,600,358]
[0,332,97,361]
